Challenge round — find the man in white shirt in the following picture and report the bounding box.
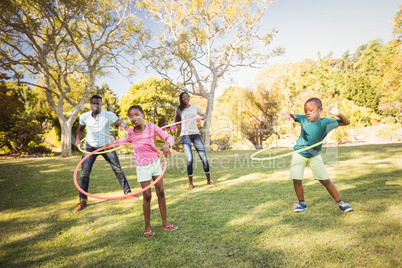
[73,95,137,212]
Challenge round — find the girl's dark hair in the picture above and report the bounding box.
[128,105,145,115]
[174,92,190,122]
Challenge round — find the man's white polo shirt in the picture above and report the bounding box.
[79,110,118,147]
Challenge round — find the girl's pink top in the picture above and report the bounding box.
[115,124,174,166]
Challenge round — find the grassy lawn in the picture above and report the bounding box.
[0,143,401,267]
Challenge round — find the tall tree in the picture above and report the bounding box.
[393,4,402,41]
[378,6,402,119]
[0,81,46,154]
[119,77,178,126]
[217,86,279,149]
[0,0,146,156]
[136,0,282,149]
[93,82,120,114]
[258,60,317,114]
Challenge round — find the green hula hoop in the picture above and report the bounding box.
[77,138,125,155]
[250,139,325,161]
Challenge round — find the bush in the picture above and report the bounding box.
[26,141,52,155]
[340,99,381,125]
[212,137,232,151]
[328,127,350,143]
[0,145,12,154]
[376,123,402,141]
[382,116,397,125]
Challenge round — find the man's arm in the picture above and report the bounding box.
[115,119,127,131]
[76,124,86,147]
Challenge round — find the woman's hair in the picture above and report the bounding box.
[174,92,190,122]
[128,105,145,115]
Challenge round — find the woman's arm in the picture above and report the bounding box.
[196,105,207,120]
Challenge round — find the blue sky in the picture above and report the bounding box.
[100,0,401,99]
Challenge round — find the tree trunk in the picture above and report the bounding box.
[44,72,92,157]
[202,93,214,151]
[60,121,72,157]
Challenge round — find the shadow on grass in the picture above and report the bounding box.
[0,143,401,267]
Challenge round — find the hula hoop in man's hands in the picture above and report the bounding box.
[161,116,203,131]
[77,138,124,155]
[250,139,325,161]
[73,143,167,200]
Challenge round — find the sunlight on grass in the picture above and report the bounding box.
[1,144,401,267]
[219,173,268,184]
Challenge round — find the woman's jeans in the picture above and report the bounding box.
[180,134,210,177]
[79,143,131,200]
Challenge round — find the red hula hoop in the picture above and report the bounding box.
[73,143,167,200]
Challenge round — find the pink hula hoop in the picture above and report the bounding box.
[161,117,203,131]
[73,143,167,200]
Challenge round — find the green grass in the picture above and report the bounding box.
[0,143,401,267]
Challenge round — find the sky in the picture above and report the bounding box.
[99,0,401,99]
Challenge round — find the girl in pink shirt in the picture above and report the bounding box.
[114,105,177,237]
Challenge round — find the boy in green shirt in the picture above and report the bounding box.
[282,98,353,212]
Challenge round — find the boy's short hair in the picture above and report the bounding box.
[90,95,102,101]
[305,98,322,108]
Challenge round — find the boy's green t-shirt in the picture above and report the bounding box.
[294,114,341,158]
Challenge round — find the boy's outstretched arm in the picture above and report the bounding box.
[328,107,350,126]
[282,112,296,121]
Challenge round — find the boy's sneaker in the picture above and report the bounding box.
[338,202,353,212]
[293,203,308,212]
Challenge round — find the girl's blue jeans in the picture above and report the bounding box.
[79,143,131,200]
[180,134,210,177]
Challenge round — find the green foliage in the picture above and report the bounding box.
[393,4,402,41]
[0,0,147,156]
[257,36,401,130]
[377,41,402,117]
[93,82,120,113]
[375,123,402,141]
[339,99,382,125]
[47,81,120,146]
[328,125,350,143]
[311,57,350,97]
[342,40,388,112]
[25,141,52,155]
[0,83,24,133]
[11,114,44,152]
[137,0,281,149]
[342,73,381,111]
[211,135,232,151]
[119,77,179,127]
[0,81,49,154]
[216,86,280,149]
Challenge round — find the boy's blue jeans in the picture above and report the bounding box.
[180,134,210,177]
[79,143,131,200]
